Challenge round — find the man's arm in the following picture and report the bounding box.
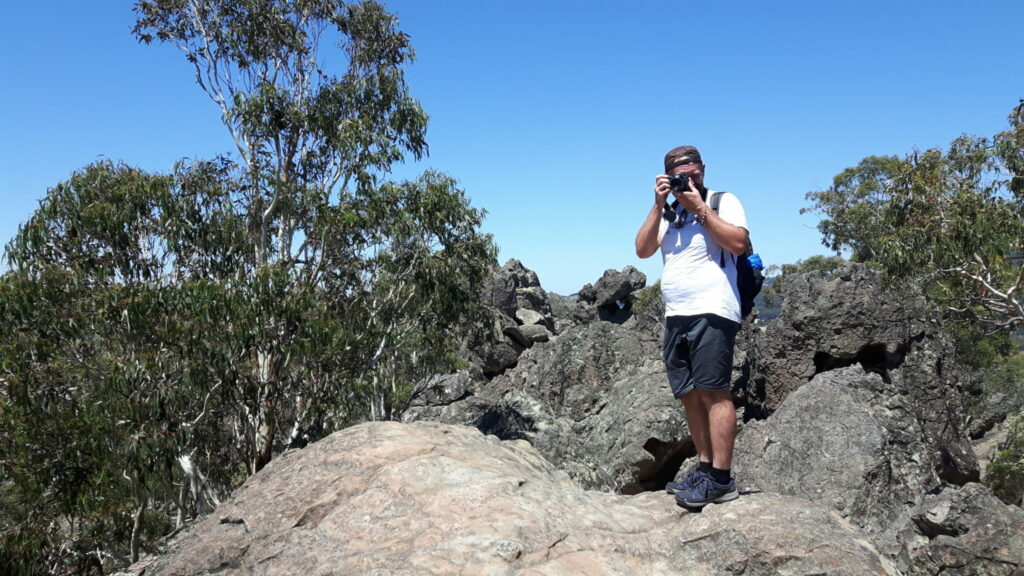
[699,205,748,255]
[677,186,748,255]
[635,175,670,258]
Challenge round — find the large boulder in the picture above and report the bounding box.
[585,266,647,308]
[127,421,901,576]
[889,482,1024,575]
[485,258,553,320]
[578,266,647,324]
[467,260,559,377]
[746,263,978,485]
[735,366,959,535]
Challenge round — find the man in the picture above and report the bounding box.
[634,145,748,508]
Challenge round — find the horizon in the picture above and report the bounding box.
[2,1,1022,294]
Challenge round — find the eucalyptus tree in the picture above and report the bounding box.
[131,0,496,472]
[804,101,1024,332]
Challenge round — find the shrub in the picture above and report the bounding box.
[987,412,1024,505]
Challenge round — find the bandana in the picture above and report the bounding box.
[664,145,703,173]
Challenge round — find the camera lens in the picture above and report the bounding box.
[669,174,689,191]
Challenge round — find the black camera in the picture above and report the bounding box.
[668,173,690,192]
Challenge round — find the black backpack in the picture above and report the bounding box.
[709,191,764,319]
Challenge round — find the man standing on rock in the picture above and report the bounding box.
[634,145,748,508]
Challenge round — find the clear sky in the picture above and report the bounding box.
[2,1,1022,295]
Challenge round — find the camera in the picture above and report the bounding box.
[668,173,690,192]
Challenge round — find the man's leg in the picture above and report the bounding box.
[702,389,736,470]
[681,391,712,464]
[675,316,740,508]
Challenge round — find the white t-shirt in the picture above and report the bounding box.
[658,190,748,323]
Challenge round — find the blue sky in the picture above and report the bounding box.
[2,1,1022,295]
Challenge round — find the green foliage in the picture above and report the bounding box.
[987,412,1024,505]
[950,324,1016,370]
[1,1,496,572]
[969,351,1024,415]
[804,102,1024,332]
[632,281,661,313]
[803,156,907,264]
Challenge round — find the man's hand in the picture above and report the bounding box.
[638,174,672,258]
[654,174,671,208]
[676,179,708,215]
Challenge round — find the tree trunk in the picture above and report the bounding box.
[176,479,188,528]
[131,493,148,563]
[253,348,278,473]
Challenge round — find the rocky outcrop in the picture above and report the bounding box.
[128,421,901,576]
[406,321,687,493]
[468,259,557,376]
[404,260,1020,575]
[464,261,652,378]
[578,266,647,323]
[889,482,1024,575]
[735,366,959,534]
[744,264,979,483]
[548,291,598,334]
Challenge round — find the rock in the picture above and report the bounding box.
[474,339,523,377]
[548,292,598,333]
[574,267,648,325]
[483,262,518,315]
[129,421,900,576]
[407,321,694,493]
[972,419,1010,482]
[735,366,951,535]
[578,282,596,303]
[517,323,551,344]
[515,286,551,317]
[502,324,552,348]
[501,324,531,348]
[967,392,1015,440]
[515,308,547,327]
[629,285,666,340]
[746,263,978,486]
[408,370,485,409]
[748,263,931,416]
[591,266,647,308]
[889,483,1024,575]
[466,260,559,376]
[488,259,553,319]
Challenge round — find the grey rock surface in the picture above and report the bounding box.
[488,259,552,319]
[407,321,690,493]
[128,421,900,576]
[547,292,598,333]
[408,370,485,409]
[473,335,524,377]
[746,263,978,485]
[468,260,559,376]
[747,263,929,416]
[735,366,951,534]
[890,483,1024,575]
[590,266,647,308]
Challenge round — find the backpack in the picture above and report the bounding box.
[709,191,764,319]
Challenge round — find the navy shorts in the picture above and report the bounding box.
[663,314,739,398]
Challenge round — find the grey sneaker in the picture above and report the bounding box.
[675,474,738,508]
[665,467,706,494]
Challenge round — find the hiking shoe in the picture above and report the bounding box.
[675,474,738,508]
[665,467,705,494]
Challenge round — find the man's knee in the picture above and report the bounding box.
[699,388,734,408]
